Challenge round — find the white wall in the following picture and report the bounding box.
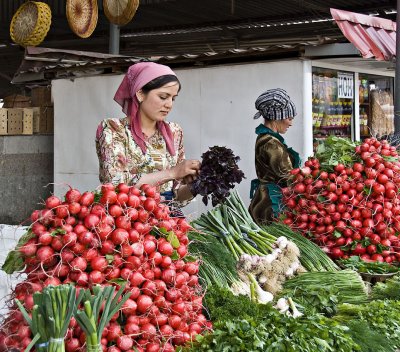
[0,225,27,316]
[53,59,305,218]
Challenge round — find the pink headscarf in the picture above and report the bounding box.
[114,62,177,155]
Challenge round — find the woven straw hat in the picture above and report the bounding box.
[66,0,98,38]
[10,1,52,47]
[103,0,139,26]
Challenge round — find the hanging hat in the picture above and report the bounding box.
[103,0,139,26]
[66,0,98,39]
[254,88,297,120]
[10,1,52,47]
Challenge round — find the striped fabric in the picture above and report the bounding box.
[253,88,297,120]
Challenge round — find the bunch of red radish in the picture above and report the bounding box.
[0,183,210,352]
[282,137,400,263]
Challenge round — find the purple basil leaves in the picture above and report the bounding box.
[190,146,245,206]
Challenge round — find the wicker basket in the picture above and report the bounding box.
[66,0,98,38]
[103,0,139,26]
[10,1,52,47]
[359,271,398,284]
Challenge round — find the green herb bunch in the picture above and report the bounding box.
[187,286,360,352]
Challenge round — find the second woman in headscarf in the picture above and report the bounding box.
[249,88,301,225]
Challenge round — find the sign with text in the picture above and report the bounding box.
[337,72,354,99]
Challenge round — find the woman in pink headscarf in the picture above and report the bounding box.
[95,62,200,203]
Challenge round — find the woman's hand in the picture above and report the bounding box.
[171,159,201,180]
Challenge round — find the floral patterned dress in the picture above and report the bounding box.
[95,117,185,195]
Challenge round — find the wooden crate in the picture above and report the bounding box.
[46,106,54,133]
[32,107,47,133]
[0,109,7,135]
[31,86,52,107]
[7,109,23,135]
[22,108,33,135]
[0,108,34,135]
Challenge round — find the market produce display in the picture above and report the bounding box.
[0,183,209,352]
[2,136,400,352]
[281,136,400,264]
[192,191,304,300]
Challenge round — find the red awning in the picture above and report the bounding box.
[330,8,396,61]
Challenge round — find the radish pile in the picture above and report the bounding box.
[0,183,210,352]
[282,137,400,263]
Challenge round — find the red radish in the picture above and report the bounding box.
[107,323,122,342]
[121,299,137,315]
[84,214,100,229]
[19,240,37,257]
[68,202,81,215]
[46,195,62,209]
[136,295,153,313]
[117,335,133,351]
[91,256,108,272]
[116,192,129,207]
[109,204,123,217]
[36,245,55,264]
[65,188,81,203]
[79,191,94,206]
[158,242,174,256]
[70,257,87,272]
[140,323,156,340]
[129,272,146,287]
[111,228,129,245]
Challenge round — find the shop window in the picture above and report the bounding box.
[312,68,354,147]
[359,74,394,139]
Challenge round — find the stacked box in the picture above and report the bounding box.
[7,109,23,135]
[31,86,52,107]
[46,107,54,133]
[32,107,46,133]
[0,109,7,135]
[0,108,34,135]
[22,108,33,135]
[3,94,31,108]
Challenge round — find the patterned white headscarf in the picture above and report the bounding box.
[254,88,297,120]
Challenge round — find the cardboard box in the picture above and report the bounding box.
[22,108,33,135]
[31,86,52,107]
[0,109,7,135]
[32,107,47,133]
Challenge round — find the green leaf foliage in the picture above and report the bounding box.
[279,286,339,317]
[345,320,395,352]
[188,286,360,352]
[315,136,360,172]
[372,274,400,300]
[335,300,400,349]
[1,229,35,274]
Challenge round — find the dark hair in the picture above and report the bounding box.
[141,74,181,93]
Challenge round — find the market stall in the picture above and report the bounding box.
[1,133,400,351]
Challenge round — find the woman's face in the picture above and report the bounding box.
[276,117,294,134]
[138,82,180,123]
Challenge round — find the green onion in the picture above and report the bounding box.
[263,222,339,272]
[283,269,369,305]
[16,284,80,352]
[74,284,131,352]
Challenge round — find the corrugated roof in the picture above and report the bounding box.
[331,8,396,61]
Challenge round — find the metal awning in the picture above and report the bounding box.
[330,8,396,61]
